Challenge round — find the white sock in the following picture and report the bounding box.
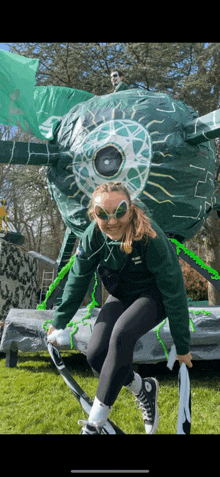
[88,396,112,426]
[125,372,142,395]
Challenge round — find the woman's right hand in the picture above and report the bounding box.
[47,325,57,344]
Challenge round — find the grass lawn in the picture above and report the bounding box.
[0,350,220,434]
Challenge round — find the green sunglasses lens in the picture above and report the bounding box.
[96,207,109,220]
[116,201,128,219]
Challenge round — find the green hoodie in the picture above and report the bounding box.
[114,81,129,92]
[52,219,190,355]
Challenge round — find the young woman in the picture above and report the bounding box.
[48,182,192,434]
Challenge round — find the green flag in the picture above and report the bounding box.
[0,49,40,136]
[0,49,94,140]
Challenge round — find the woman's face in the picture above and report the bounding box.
[93,191,132,241]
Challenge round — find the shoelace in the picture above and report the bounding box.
[135,390,153,420]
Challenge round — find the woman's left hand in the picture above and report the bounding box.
[177,352,193,368]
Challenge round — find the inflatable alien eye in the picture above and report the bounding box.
[70,119,152,200]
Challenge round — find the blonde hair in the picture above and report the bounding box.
[87,182,157,254]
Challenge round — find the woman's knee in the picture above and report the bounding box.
[109,325,134,353]
[86,344,107,373]
[86,344,97,368]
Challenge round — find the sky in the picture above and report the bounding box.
[0,43,9,51]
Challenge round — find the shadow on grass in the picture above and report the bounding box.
[137,359,220,385]
[1,350,220,387]
[6,350,95,376]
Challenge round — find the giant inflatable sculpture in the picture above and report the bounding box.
[1,49,220,367]
[0,51,219,241]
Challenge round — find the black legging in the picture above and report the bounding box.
[86,287,166,406]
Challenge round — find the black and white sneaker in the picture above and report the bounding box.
[135,377,159,434]
[78,420,103,434]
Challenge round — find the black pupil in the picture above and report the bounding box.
[94,145,123,177]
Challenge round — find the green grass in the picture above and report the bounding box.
[0,351,220,434]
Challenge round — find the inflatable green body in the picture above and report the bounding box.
[0,49,220,242]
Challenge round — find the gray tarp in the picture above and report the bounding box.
[1,306,220,364]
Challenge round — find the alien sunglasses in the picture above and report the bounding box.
[94,200,129,221]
